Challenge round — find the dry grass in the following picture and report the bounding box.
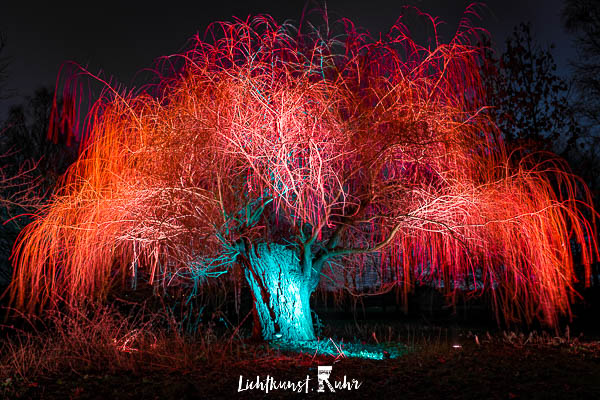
[0,304,260,382]
[1,305,599,399]
[2,304,598,378]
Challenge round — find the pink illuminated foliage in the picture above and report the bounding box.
[9,7,598,329]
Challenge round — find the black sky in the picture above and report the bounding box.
[0,0,575,119]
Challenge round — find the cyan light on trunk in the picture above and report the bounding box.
[245,243,316,342]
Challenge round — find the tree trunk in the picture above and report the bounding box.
[243,243,316,341]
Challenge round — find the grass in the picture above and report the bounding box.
[0,304,599,399]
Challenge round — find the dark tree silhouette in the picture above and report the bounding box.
[481,22,579,155]
[563,0,600,128]
[562,0,600,196]
[0,88,77,285]
[1,87,76,193]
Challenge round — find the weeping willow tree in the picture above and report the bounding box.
[9,9,597,341]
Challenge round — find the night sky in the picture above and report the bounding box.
[0,0,574,120]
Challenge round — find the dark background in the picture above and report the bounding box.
[0,0,574,120]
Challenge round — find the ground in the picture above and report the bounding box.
[2,313,600,399]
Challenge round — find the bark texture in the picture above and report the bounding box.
[244,243,315,341]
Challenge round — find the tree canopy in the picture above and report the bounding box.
[10,11,597,330]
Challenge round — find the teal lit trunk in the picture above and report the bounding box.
[243,243,316,341]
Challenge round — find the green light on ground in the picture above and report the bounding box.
[271,338,409,360]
